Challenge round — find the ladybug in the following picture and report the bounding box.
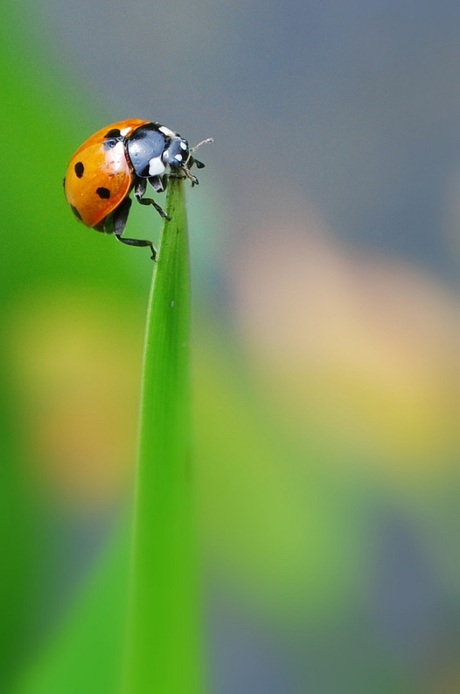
[64,119,211,260]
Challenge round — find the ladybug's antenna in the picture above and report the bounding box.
[191,137,213,152]
[183,137,213,182]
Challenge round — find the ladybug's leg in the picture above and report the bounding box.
[148,175,166,193]
[168,171,187,181]
[181,167,199,186]
[135,178,170,221]
[112,197,157,261]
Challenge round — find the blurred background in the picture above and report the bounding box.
[0,1,459,692]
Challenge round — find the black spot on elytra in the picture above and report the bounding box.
[105,128,121,139]
[96,187,111,199]
[74,161,84,178]
[71,205,82,220]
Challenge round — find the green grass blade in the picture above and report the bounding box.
[125,178,201,693]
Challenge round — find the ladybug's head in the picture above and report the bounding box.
[162,135,191,170]
[163,135,213,185]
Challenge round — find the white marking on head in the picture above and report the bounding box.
[174,153,183,162]
[120,127,132,136]
[180,141,187,150]
[159,125,176,138]
[148,156,166,176]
